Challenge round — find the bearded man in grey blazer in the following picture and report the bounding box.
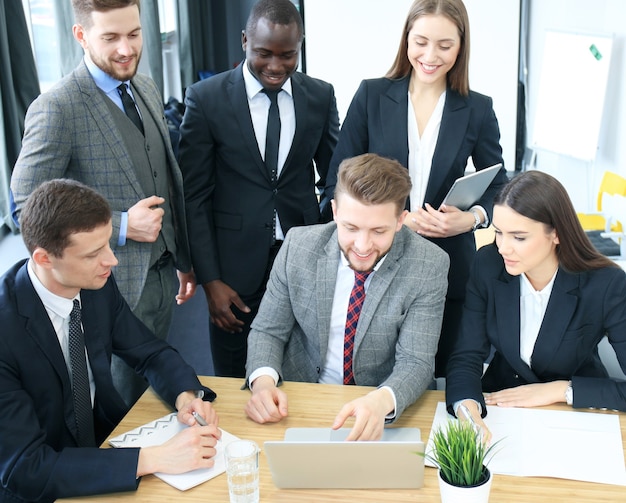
[245,154,449,441]
[10,0,191,408]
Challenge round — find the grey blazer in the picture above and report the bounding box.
[11,61,190,309]
[246,223,449,418]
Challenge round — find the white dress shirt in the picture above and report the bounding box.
[407,90,445,211]
[243,62,296,240]
[27,260,95,405]
[519,269,557,366]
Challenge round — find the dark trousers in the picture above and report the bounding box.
[209,242,283,377]
[111,254,176,406]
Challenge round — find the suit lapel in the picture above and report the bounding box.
[352,230,405,353]
[493,272,540,382]
[15,264,80,443]
[228,66,270,182]
[426,90,470,205]
[73,63,144,198]
[530,270,579,375]
[380,78,410,167]
[283,72,307,174]
[316,231,341,359]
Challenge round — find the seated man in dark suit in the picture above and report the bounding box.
[245,154,449,441]
[0,180,220,503]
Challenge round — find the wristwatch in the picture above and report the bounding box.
[565,381,573,405]
[470,209,482,232]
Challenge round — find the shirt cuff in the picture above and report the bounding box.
[380,385,397,421]
[118,211,128,246]
[453,399,482,417]
[470,205,489,228]
[249,367,279,388]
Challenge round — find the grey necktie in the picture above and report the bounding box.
[69,299,96,447]
[117,83,144,135]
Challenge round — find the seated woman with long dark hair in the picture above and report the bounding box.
[446,170,626,440]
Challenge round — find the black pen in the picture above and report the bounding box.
[192,411,208,426]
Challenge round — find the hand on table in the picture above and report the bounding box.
[245,375,289,424]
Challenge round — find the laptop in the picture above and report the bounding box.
[264,427,425,489]
[441,163,503,210]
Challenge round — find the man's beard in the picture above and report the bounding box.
[89,48,142,81]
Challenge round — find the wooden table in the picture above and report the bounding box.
[61,376,626,502]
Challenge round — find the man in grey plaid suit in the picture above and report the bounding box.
[11,0,191,407]
[245,154,449,441]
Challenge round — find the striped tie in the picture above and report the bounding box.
[343,270,371,385]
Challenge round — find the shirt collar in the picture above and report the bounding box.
[242,60,293,100]
[520,268,558,298]
[339,250,386,273]
[84,56,129,94]
[27,259,80,319]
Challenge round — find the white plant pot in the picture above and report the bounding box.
[438,468,492,503]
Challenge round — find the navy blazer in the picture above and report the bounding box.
[0,261,215,502]
[446,244,626,415]
[324,77,508,299]
[179,64,339,295]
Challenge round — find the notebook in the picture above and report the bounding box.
[108,412,239,491]
[264,427,424,489]
[441,163,503,210]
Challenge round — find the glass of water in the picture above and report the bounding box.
[225,439,259,503]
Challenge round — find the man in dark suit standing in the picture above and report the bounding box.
[11,0,193,407]
[0,179,219,503]
[179,0,339,377]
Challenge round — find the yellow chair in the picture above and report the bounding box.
[577,171,626,232]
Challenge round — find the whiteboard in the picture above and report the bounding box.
[532,30,613,161]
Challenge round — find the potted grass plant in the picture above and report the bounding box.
[422,419,500,503]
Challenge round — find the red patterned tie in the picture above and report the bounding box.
[343,270,371,385]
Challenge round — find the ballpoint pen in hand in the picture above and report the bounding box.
[192,411,208,426]
[458,403,482,438]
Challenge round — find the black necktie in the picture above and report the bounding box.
[263,89,281,243]
[69,299,95,447]
[117,83,144,135]
[262,89,281,181]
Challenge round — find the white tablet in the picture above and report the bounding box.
[441,163,503,210]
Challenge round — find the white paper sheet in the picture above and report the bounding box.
[109,412,239,491]
[426,402,626,486]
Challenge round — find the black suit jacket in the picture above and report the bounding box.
[446,244,626,415]
[178,65,339,295]
[324,77,508,299]
[0,261,215,502]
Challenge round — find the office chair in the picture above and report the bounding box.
[577,171,626,233]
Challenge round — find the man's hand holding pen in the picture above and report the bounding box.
[136,396,221,477]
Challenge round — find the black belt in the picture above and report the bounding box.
[151,251,172,270]
[271,240,284,250]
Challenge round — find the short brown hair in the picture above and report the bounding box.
[334,153,412,216]
[385,0,470,96]
[20,179,112,257]
[72,0,140,27]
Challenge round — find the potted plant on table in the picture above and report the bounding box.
[422,419,500,503]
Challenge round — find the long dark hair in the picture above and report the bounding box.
[385,0,470,96]
[495,171,617,272]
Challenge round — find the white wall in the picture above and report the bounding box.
[527,0,626,213]
[304,0,520,173]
